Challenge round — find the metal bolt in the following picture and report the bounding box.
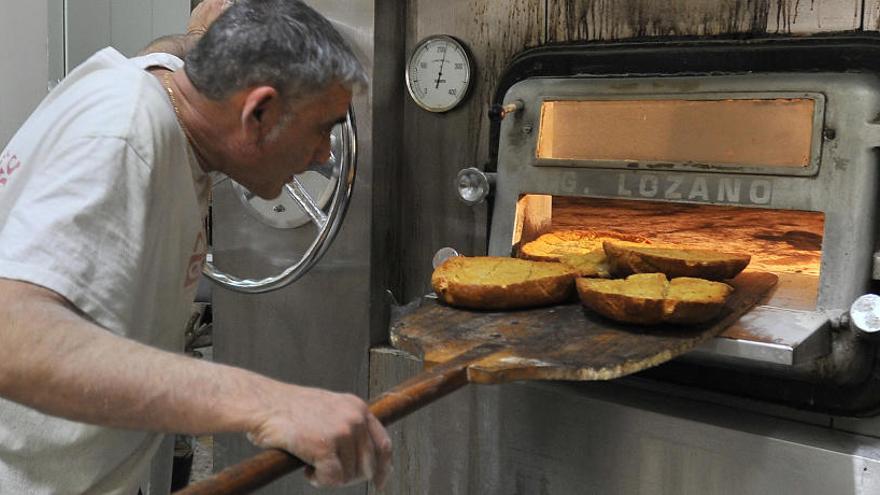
[273,204,286,213]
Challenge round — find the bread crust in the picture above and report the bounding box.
[519,230,648,262]
[576,287,665,324]
[576,274,733,325]
[432,256,577,310]
[661,299,726,324]
[603,241,750,281]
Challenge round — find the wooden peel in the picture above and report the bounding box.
[172,343,502,495]
[174,271,777,495]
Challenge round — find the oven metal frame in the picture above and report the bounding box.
[488,35,880,414]
[492,73,880,312]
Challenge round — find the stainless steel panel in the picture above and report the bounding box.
[395,0,544,302]
[367,348,500,495]
[693,307,832,366]
[212,1,402,493]
[371,347,880,495]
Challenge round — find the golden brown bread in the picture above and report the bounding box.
[519,230,648,262]
[557,250,611,278]
[576,273,734,325]
[603,241,751,281]
[432,256,577,310]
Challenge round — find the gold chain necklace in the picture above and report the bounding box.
[161,71,212,200]
[161,72,197,148]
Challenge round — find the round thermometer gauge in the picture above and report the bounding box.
[406,35,473,113]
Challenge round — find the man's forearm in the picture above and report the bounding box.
[0,278,393,488]
[0,279,273,434]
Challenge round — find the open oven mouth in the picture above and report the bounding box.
[514,195,824,312]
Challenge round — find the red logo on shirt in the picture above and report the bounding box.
[0,151,22,187]
[184,230,207,288]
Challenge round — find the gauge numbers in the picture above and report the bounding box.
[406,35,472,113]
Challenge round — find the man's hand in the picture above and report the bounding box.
[0,278,393,490]
[187,0,231,36]
[247,385,392,489]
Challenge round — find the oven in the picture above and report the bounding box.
[481,36,880,413]
[374,36,880,494]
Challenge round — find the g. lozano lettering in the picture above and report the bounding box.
[555,171,771,205]
[617,173,772,204]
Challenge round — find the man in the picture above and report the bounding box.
[0,1,391,493]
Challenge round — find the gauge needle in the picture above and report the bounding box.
[435,48,447,89]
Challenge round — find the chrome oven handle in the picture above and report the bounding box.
[202,109,357,294]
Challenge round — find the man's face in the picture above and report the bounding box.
[234,83,352,199]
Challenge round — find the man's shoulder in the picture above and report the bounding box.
[44,48,173,142]
[67,47,154,90]
[69,48,163,103]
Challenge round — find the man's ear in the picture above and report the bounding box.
[240,86,280,145]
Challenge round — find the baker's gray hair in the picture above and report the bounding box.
[185,0,366,102]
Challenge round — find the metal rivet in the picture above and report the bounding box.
[273,204,286,213]
[823,128,836,140]
[522,124,533,135]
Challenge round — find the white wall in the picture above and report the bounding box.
[0,0,190,148]
[66,0,189,70]
[0,2,50,147]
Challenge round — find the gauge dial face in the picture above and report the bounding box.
[406,36,472,113]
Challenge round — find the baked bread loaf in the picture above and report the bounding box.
[432,256,577,310]
[558,250,611,278]
[576,273,734,325]
[603,241,750,281]
[519,230,648,262]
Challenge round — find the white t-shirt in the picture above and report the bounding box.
[0,47,209,494]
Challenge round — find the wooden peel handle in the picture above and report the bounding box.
[173,346,494,495]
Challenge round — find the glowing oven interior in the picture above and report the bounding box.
[513,195,824,311]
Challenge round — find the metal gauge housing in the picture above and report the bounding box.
[406,35,473,113]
